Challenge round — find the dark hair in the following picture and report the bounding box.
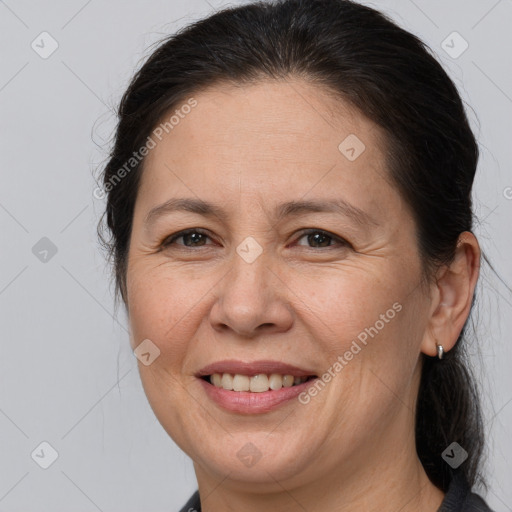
[97,0,487,492]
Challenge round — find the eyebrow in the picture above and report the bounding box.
[143,197,379,229]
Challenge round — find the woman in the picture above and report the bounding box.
[97,0,495,510]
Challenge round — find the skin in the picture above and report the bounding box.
[125,78,480,511]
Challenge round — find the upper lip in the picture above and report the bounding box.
[196,360,317,378]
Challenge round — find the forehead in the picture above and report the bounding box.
[136,78,394,217]
[153,78,383,154]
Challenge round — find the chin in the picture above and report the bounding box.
[184,429,317,487]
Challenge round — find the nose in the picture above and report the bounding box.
[208,250,294,339]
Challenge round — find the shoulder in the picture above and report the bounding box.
[461,492,494,512]
[178,477,496,512]
[178,490,201,512]
[438,471,494,512]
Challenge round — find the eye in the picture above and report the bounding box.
[293,229,349,249]
[161,228,214,248]
[160,228,350,251]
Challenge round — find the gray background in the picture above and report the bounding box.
[0,0,510,510]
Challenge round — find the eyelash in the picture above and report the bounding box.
[160,228,350,250]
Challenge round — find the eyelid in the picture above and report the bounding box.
[292,228,350,248]
[161,227,350,250]
[162,227,213,247]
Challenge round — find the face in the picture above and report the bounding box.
[125,79,432,492]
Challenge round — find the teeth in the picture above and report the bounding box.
[268,373,283,390]
[221,373,233,390]
[211,373,222,387]
[250,374,269,393]
[283,375,294,387]
[209,373,312,392]
[233,374,250,391]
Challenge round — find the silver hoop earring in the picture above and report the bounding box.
[436,343,444,360]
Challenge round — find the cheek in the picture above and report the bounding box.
[126,262,209,357]
[126,252,415,356]
[294,266,399,342]
[299,263,424,397]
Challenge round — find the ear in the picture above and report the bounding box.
[420,232,481,357]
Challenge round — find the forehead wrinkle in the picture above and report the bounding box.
[143,196,378,232]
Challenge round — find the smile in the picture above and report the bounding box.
[203,373,315,392]
[196,360,319,414]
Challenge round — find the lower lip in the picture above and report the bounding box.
[198,377,318,414]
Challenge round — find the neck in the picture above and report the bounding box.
[192,386,446,512]
[193,440,445,512]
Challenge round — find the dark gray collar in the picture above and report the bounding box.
[438,470,493,511]
[178,471,493,511]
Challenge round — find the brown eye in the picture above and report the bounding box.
[162,229,212,248]
[295,229,349,249]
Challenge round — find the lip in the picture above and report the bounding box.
[196,359,317,378]
[198,377,318,414]
[195,359,319,414]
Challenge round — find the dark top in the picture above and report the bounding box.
[178,470,494,511]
